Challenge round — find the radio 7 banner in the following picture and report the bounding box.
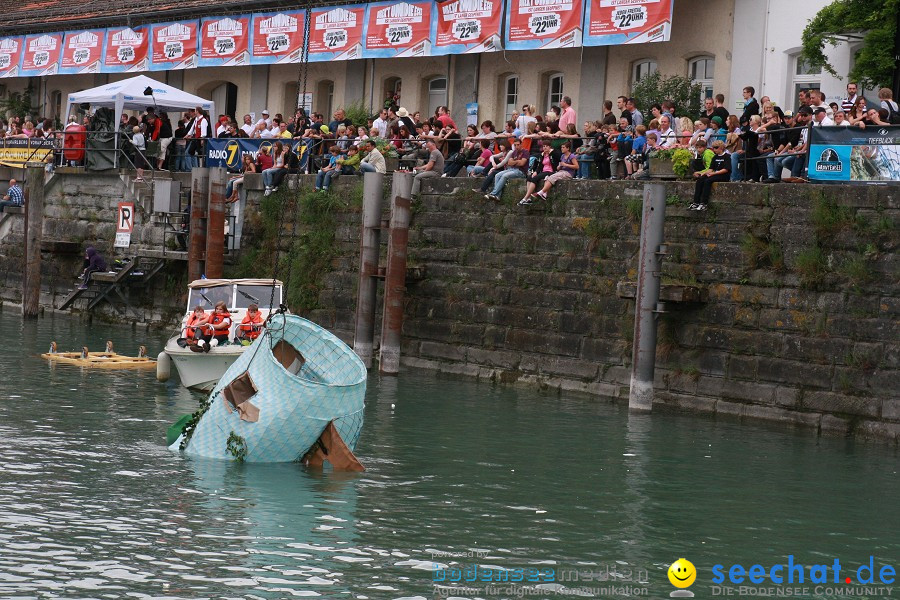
[584,0,672,45]
[104,26,150,72]
[504,0,583,50]
[250,11,305,64]
[808,126,900,182]
[308,5,365,62]
[199,16,250,67]
[206,138,307,170]
[362,0,433,59]
[60,30,104,74]
[150,21,199,70]
[20,33,63,77]
[432,0,503,55]
[0,37,23,78]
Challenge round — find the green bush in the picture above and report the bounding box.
[631,72,702,119]
[795,247,828,289]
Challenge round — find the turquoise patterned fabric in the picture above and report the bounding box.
[173,314,367,462]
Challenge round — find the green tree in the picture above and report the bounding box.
[630,71,702,119]
[801,0,899,89]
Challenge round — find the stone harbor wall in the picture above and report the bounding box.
[302,177,899,443]
[0,170,897,442]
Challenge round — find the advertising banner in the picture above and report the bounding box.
[0,37,24,78]
[0,138,55,167]
[808,126,900,182]
[103,26,150,72]
[584,0,672,46]
[362,0,433,59]
[59,30,105,74]
[20,33,63,77]
[250,11,305,64]
[504,0,583,50]
[308,5,365,62]
[150,21,199,70]
[206,137,306,170]
[199,16,251,67]
[432,0,503,55]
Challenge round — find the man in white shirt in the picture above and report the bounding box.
[359,139,386,174]
[813,107,834,127]
[657,115,677,147]
[240,114,254,137]
[256,109,272,129]
[372,108,389,138]
[811,91,834,119]
[626,98,643,127]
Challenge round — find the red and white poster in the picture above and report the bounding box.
[0,37,24,78]
[150,20,199,70]
[362,0,433,58]
[103,26,150,72]
[199,16,250,67]
[250,10,305,64]
[20,33,62,76]
[60,30,104,74]
[433,0,503,55]
[504,0,583,50]
[308,5,365,62]
[584,0,672,45]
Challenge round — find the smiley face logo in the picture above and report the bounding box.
[668,558,696,588]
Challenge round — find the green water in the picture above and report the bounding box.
[0,311,897,599]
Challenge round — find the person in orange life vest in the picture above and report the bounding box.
[181,305,206,346]
[237,303,264,345]
[192,300,232,353]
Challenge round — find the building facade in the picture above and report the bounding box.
[0,0,861,128]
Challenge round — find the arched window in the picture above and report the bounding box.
[546,73,563,113]
[49,90,63,122]
[315,80,334,117]
[793,56,821,112]
[428,77,448,117]
[689,56,715,102]
[503,75,518,121]
[383,76,402,108]
[632,59,657,88]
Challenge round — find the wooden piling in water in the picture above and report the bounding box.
[353,172,384,368]
[188,168,209,282]
[23,166,44,319]
[205,167,227,279]
[379,171,413,375]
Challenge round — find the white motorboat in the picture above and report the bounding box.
[156,278,284,392]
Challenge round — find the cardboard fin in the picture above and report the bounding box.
[301,421,365,472]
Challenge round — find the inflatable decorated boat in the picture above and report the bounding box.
[168,313,367,468]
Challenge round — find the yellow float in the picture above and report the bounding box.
[41,341,156,370]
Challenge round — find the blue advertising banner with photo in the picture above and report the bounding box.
[808,125,900,182]
[206,138,307,170]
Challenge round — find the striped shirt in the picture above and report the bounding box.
[841,95,858,113]
[4,185,23,206]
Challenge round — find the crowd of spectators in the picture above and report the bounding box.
[3,81,897,202]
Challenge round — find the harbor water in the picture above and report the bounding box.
[0,311,897,599]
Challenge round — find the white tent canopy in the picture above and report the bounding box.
[64,74,214,132]
[64,75,214,167]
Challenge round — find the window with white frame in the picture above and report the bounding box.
[632,59,657,88]
[793,56,821,111]
[689,56,715,102]
[547,73,563,112]
[504,75,518,121]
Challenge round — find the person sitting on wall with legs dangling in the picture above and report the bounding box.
[178,305,207,348]
[237,303,264,346]
[191,300,232,353]
[78,246,107,290]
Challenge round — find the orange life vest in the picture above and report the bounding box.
[239,313,264,339]
[205,312,232,338]
[185,312,205,339]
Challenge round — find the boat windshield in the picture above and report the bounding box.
[188,286,233,309]
[235,284,281,309]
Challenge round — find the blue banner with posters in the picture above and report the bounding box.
[206,137,306,170]
[808,125,900,182]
